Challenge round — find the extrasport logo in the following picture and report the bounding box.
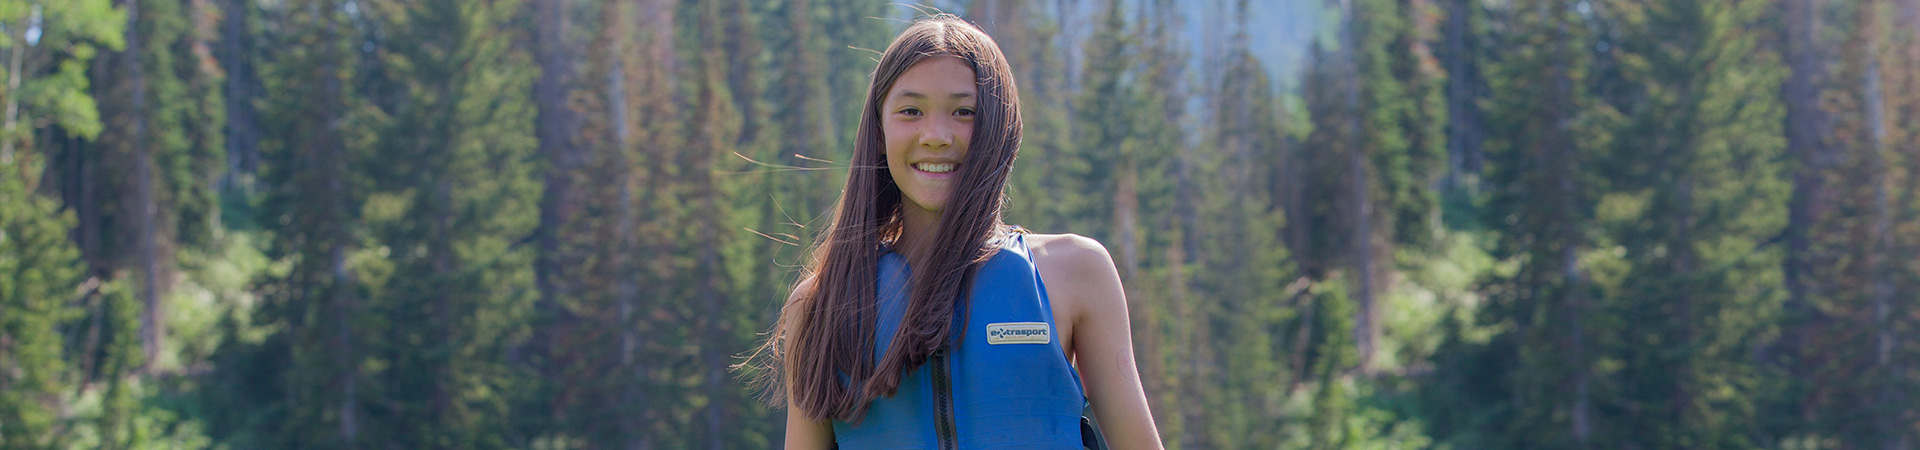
[985,322,1050,345]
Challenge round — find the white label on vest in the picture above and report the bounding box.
[985,322,1051,345]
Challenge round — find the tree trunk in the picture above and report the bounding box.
[533,0,581,367]
[1858,6,1901,446]
[1781,0,1833,375]
[1342,0,1378,370]
[220,0,261,186]
[319,3,358,440]
[695,5,732,447]
[1442,0,1483,187]
[124,0,165,373]
[597,0,643,447]
[1542,2,1591,442]
[2,11,27,164]
[1892,1,1920,446]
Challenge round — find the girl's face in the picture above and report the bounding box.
[882,56,978,218]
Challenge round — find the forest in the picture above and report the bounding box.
[0,0,1916,448]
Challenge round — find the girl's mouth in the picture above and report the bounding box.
[913,162,958,178]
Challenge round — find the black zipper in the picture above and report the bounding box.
[931,348,958,450]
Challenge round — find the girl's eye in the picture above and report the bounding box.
[899,107,922,117]
[955,107,976,117]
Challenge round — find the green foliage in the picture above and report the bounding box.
[1595,0,1790,446]
[78,0,226,280]
[230,0,377,446]
[6,0,125,142]
[1,0,1913,448]
[363,0,542,447]
[1431,0,1618,446]
[1427,0,1794,448]
[1766,0,1920,446]
[1355,0,1446,251]
[0,158,84,450]
[130,0,225,250]
[1307,279,1358,448]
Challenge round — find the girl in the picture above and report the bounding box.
[758,14,1163,449]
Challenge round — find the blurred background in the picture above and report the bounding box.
[0,0,1915,448]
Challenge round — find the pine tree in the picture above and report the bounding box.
[216,0,264,190]
[624,0,689,445]
[363,0,541,446]
[1787,0,1920,445]
[1061,0,1130,247]
[1299,0,1450,373]
[1597,0,1790,446]
[0,1,120,448]
[1184,2,1301,445]
[656,0,777,447]
[239,0,378,446]
[1065,2,1198,444]
[528,4,585,431]
[91,278,148,450]
[1771,0,1841,441]
[1438,0,1488,192]
[79,0,227,370]
[1456,0,1617,446]
[1297,41,1355,277]
[4,0,125,162]
[0,154,87,450]
[521,0,632,446]
[987,3,1075,235]
[1305,280,1359,450]
[1883,0,1920,441]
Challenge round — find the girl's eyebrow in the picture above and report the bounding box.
[895,91,975,100]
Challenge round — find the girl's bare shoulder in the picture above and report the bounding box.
[1023,233,1122,288]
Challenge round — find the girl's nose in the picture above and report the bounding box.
[921,124,955,149]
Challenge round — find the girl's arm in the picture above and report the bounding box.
[781,278,835,449]
[784,402,834,449]
[1051,235,1166,450]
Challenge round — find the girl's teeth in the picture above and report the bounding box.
[917,163,955,173]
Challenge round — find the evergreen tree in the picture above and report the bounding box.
[89,279,148,450]
[1785,0,1920,445]
[1063,2,1196,444]
[1184,3,1301,445]
[986,2,1075,236]
[1297,41,1355,277]
[655,0,777,447]
[1300,0,1450,372]
[1305,280,1358,450]
[239,0,376,447]
[363,0,541,446]
[80,0,227,369]
[1438,0,1489,192]
[0,1,117,448]
[5,0,125,161]
[1439,0,1617,446]
[520,0,648,447]
[527,5,584,433]
[1596,0,1790,446]
[0,152,86,450]
[10,2,1918,448]
[1063,0,1132,247]
[1882,0,1920,442]
[1770,0,1840,441]
[623,0,690,445]
[216,0,264,190]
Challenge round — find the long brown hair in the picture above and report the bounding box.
[746,14,1023,423]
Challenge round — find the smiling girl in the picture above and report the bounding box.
[754,14,1163,449]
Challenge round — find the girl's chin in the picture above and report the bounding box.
[904,196,952,216]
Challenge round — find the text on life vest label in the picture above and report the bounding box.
[985,322,1051,345]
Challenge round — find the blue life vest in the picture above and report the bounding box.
[831,233,1087,448]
